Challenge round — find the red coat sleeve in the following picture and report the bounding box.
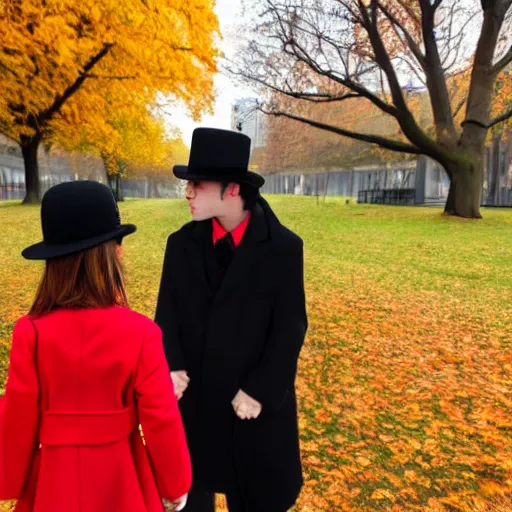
[134,324,192,501]
[0,316,40,499]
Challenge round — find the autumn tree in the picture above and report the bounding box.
[258,88,423,173]
[0,0,218,203]
[52,85,179,174]
[234,0,512,218]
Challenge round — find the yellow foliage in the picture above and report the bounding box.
[51,85,189,177]
[0,0,219,144]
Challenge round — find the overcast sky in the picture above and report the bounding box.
[164,0,256,150]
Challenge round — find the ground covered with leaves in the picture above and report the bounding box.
[1,197,511,511]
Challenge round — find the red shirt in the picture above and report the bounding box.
[212,212,251,248]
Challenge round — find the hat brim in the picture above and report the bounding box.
[173,165,265,189]
[21,224,137,261]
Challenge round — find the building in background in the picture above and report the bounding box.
[231,98,268,153]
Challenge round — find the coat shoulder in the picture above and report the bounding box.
[12,315,35,338]
[167,220,199,242]
[274,224,303,250]
[110,308,161,338]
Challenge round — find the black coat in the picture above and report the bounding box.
[155,198,307,511]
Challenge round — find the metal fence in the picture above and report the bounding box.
[259,153,512,207]
[0,176,74,201]
[0,182,25,200]
[1,143,510,207]
[259,160,432,205]
[120,177,181,199]
[358,188,416,205]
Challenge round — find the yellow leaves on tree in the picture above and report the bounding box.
[51,85,190,177]
[491,68,512,136]
[0,0,219,201]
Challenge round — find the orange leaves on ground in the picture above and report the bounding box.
[295,284,512,511]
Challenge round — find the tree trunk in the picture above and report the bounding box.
[20,135,42,204]
[107,174,123,201]
[116,175,124,202]
[443,158,483,219]
[487,135,501,205]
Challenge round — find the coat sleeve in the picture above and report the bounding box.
[134,324,192,502]
[0,316,40,499]
[155,235,186,371]
[242,237,308,412]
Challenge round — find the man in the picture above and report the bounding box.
[155,128,307,512]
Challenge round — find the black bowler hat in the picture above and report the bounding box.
[22,181,136,260]
[173,127,265,188]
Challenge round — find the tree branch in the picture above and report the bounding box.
[453,96,467,119]
[231,69,362,103]
[417,0,458,141]
[492,44,512,74]
[258,2,404,118]
[285,92,364,103]
[85,74,137,80]
[262,109,423,155]
[487,108,512,128]
[461,2,509,146]
[377,2,426,67]
[355,0,448,157]
[39,44,114,125]
[357,0,410,114]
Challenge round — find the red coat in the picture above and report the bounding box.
[0,307,191,512]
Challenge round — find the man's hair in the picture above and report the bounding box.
[220,181,260,210]
[29,240,128,317]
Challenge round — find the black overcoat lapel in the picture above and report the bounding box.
[213,203,269,305]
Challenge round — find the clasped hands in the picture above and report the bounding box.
[170,371,262,420]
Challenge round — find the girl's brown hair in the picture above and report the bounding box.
[29,240,128,317]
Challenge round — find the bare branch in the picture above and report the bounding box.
[417,0,458,140]
[231,69,362,104]
[240,5,403,119]
[357,0,410,114]
[453,96,467,119]
[377,2,426,67]
[395,56,426,85]
[262,108,423,155]
[487,109,512,128]
[286,92,364,103]
[493,44,512,74]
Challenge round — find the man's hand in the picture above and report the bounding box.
[170,371,189,401]
[232,389,262,420]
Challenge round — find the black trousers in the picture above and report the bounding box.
[182,486,291,512]
[181,486,245,512]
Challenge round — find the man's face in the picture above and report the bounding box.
[185,180,226,221]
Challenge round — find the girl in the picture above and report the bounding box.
[0,180,190,511]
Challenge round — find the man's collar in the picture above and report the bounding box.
[212,211,252,247]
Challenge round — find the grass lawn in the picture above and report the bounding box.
[1,196,511,511]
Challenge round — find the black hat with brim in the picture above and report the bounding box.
[21,180,136,261]
[22,224,136,260]
[173,165,264,188]
[173,127,265,189]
